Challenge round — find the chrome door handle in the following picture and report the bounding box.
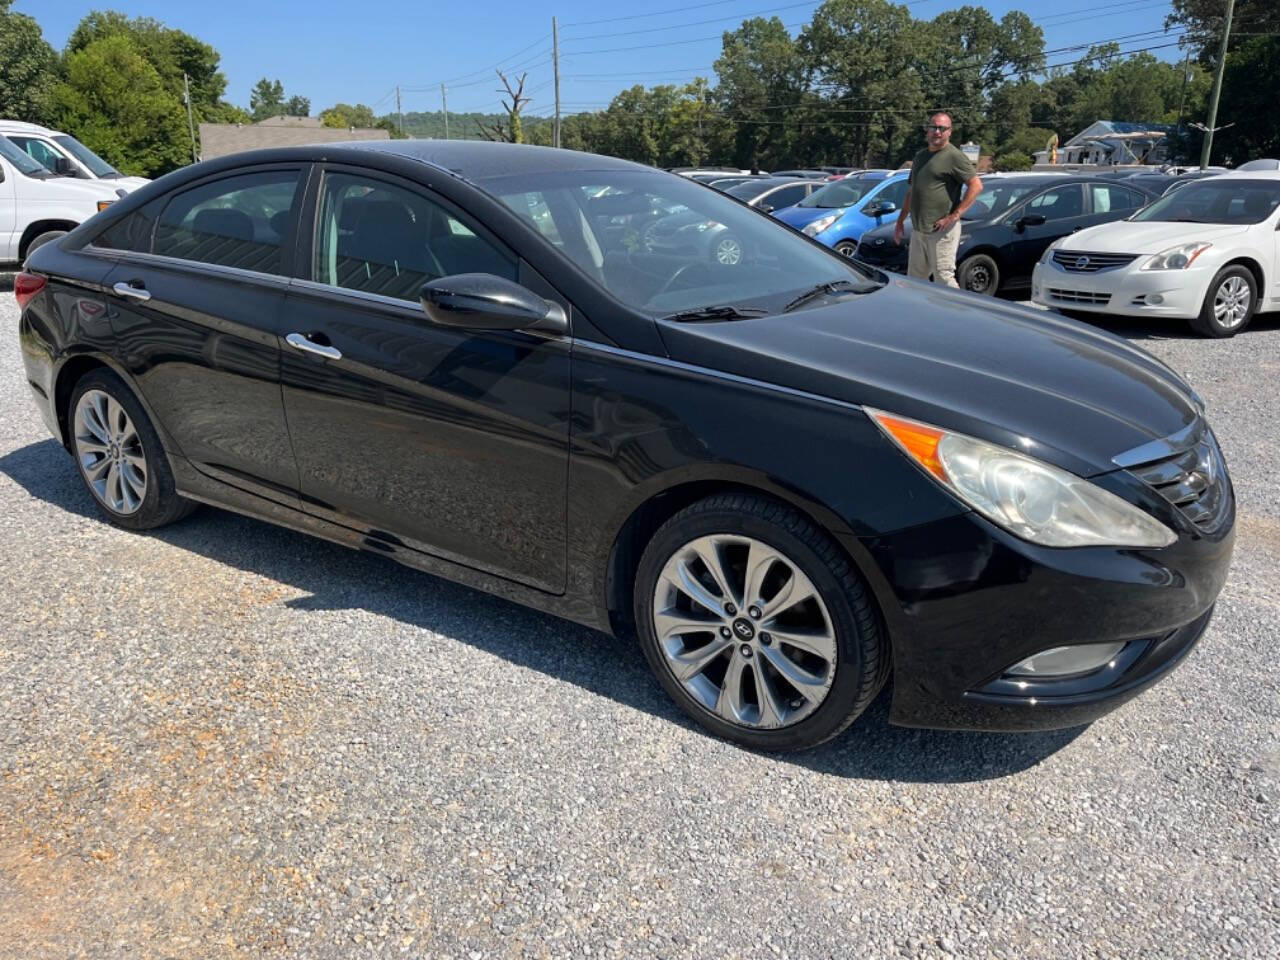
[286,332,342,360]
[112,281,151,302]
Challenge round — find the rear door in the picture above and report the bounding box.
[278,165,571,593]
[1084,182,1149,229]
[100,164,305,506]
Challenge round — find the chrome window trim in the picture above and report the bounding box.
[93,249,293,290]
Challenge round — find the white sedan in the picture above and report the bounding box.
[1032,171,1280,337]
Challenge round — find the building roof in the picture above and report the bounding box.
[198,118,389,160]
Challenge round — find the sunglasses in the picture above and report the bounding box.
[924,124,951,133]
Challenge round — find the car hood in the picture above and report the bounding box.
[1062,220,1251,255]
[657,278,1199,478]
[40,176,122,201]
[113,176,151,191]
[773,203,849,227]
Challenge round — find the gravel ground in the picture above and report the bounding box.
[0,283,1277,959]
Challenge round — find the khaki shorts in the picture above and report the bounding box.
[907,220,961,288]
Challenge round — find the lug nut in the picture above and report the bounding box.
[760,632,772,645]
[719,626,731,639]
[724,602,737,616]
[748,605,762,620]
[739,644,753,658]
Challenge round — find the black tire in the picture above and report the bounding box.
[24,230,67,262]
[633,493,889,751]
[958,253,1000,295]
[68,368,197,530]
[1189,265,1257,338]
[834,240,859,259]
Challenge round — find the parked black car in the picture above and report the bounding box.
[17,142,1233,751]
[854,173,1158,295]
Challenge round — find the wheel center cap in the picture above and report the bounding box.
[731,618,755,641]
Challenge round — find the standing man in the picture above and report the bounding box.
[893,112,982,288]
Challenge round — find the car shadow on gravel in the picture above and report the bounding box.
[1062,310,1280,341]
[2,437,1082,783]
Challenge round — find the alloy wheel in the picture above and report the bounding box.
[1213,276,1251,329]
[74,389,148,515]
[651,534,837,730]
[715,237,743,266]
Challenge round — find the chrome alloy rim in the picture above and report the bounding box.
[652,535,837,730]
[74,390,147,515]
[1213,276,1251,329]
[715,237,743,266]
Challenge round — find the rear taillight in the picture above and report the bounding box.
[15,272,47,311]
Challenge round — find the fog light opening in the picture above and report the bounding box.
[1004,642,1127,679]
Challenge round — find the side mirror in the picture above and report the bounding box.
[759,202,774,214]
[53,157,76,176]
[863,200,897,218]
[1016,213,1047,232]
[420,273,567,334]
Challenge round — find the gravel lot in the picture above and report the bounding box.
[0,282,1277,959]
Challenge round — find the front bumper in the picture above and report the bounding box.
[1031,258,1211,318]
[863,471,1235,731]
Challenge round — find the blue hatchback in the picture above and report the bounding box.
[773,170,911,256]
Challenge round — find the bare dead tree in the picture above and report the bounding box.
[477,70,531,143]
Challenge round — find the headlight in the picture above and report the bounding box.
[96,200,114,212]
[1142,241,1212,270]
[867,409,1176,548]
[803,214,839,237]
[1039,237,1068,264]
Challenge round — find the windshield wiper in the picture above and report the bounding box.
[782,279,877,313]
[661,304,769,323]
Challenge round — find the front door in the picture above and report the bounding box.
[278,167,571,593]
[102,165,305,505]
[1004,183,1092,284]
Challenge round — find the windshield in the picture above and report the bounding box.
[481,168,879,316]
[53,134,121,178]
[798,177,884,209]
[0,135,51,177]
[963,181,1038,220]
[1131,179,1280,224]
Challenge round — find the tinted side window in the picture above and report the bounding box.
[92,196,165,253]
[314,172,516,302]
[10,136,64,172]
[872,178,910,209]
[769,185,807,208]
[1091,184,1145,214]
[1028,185,1083,220]
[154,170,301,275]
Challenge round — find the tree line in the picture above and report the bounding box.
[1,0,1275,179]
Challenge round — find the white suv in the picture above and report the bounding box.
[0,133,123,266]
[0,120,150,192]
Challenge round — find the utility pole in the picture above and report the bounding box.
[396,85,403,136]
[552,16,561,148]
[442,83,449,139]
[182,73,198,164]
[1173,49,1192,165]
[1199,0,1235,169]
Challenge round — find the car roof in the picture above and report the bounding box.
[1213,170,1280,180]
[0,119,55,135]
[337,139,653,182]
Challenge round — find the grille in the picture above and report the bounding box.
[1047,288,1111,305]
[1128,429,1228,530]
[1052,251,1138,273]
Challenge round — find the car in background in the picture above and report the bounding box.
[1032,171,1280,337]
[706,175,769,191]
[722,176,820,213]
[773,170,906,257]
[0,120,149,192]
[855,174,1157,295]
[771,169,832,180]
[0,134,121,266]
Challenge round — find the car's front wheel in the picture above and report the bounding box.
[834,240,859,258]
[69,369,196,530]
[634,494,889,751]
[712,234,743,266]
[1190,265,1256,338]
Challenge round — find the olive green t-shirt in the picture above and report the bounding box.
[908,144,976,234]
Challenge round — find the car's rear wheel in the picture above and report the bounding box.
[959,253,1000,295]
[24,230,67,262]
[1190,265,1256,338]
[634,494,888,751]
[69,369,196,530]
[713,234,743,266]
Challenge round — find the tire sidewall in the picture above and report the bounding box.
[24,230,68,263]
[834,240,858,258]
[634,504,874,752]
[960,253,999,295]
[69,369,178,530]
[1196,266,1256,338]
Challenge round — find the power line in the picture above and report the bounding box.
[562,0,821,41]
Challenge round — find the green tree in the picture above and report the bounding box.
[0,0,59,123]
[320,102,377,129]
[51,34,189,176]
[1209,36,1280,163]
[716,17,806,170]
[285,95,310,117]
[250,77,285,120]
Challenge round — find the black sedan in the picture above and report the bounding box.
[17,142,1233,751]
[855,173,1158,295]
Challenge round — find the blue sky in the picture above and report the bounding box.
[25,0,1185,121]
